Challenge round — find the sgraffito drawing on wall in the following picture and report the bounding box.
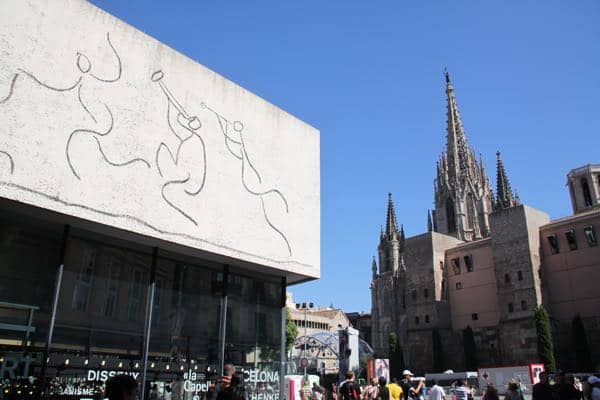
[151,70,291,255]
[201,101,291,256]
[151,70,207,227]
[0,21,313,267]
[0,32,150,179]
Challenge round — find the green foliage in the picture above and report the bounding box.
[432,328,445,372]
[389,332,404,379]
[462,326,477,371]
[534,305,556,373]
[286,308,298,353]
[572,315,593,371]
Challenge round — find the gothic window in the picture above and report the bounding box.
[464,255,473,272]
[581,178,592,207]
[456,282,462,290]
[584,226,598,246]
[517,271,523,281]
[425,315,430,323]
[521,300,528,311]
[446,198,457,234]
[471,313,478,321]
[423,288,429,298]
[547,234,560,254]
[504,273,511,284]
[565,229,577,251]
[451,258,461,275]
[508,303,514,313]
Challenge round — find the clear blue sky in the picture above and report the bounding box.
[92,0,600,312]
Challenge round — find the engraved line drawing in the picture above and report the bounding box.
[0,181,313,268]
[0,151,14,174]
[201,103,291,255]
[0,32,149,178]
[0,75,18,174]
[152,70,207,225]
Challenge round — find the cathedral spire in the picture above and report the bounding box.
[494,151,519,210]
[372,256,378,279]
[385,193,399,240]
[434,72,494,241]
[427,210,433,232]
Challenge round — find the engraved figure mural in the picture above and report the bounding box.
[0,4,319,272]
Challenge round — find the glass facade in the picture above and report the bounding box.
[0,212,285,400]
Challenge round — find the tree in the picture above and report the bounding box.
[572,315,593,371]
[534,305,556,372]
[462,326,477,371]
[389,332,404,378]
[286,308,298,354]
[432,328,445,372]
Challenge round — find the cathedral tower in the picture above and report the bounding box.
[434,71,494,241]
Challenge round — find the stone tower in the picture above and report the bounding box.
[567,164,600,214]
[434,71,494,241]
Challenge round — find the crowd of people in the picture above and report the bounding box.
[300,370,600,400]
[101,368,600,400]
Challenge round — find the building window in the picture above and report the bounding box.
[103,256,120,317]
[451,258,461,275]
[412,290,417,301]
[425,315,430,323]
[584,226,598,247]
[508,303,514,313]
[581,178,592,207]
[547,234,560,254]
[517,270,523,281]
[464,255,474,272]
[440,261,444,270]
[127,268,143,321]
[423,288,429,298]
[415,316,420,325]
[456,282,462,290]
[565,229,578,251]
[72,247,96,312]
[504,273,511,284]
[521,300,528,311]
[472,313,478,321]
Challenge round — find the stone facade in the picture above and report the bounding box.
[370,74,600,373]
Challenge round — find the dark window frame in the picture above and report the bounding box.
[456,282,462,290]
[584,226,598,247]
[508,303,514,313]
[565,229,578,251]
[471,313,478,321]
[452,257,461,275]
[464,254,474,273]
[547,234,560,254]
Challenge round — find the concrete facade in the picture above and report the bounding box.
[0,0,320,282]
[370,73,600,373]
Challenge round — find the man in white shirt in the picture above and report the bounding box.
[428,380,445,400]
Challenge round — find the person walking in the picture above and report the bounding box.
[340,372,361,400]
[482,384,499,400]
[532,372,554,400]
[451,380,470,400]
[104,375,137,400]
[401,371,415,400]
[362,378,379,400]
[505,381,523,400]
[428,380,445,400]
[378,377,390,400]
[388,378,404,400]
